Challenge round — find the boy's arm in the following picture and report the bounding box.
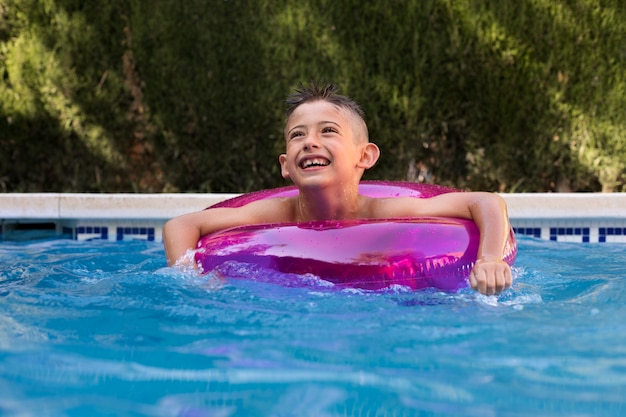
[163,199,290,266]
[464,193,513,295]
[380,192,513,295]
[163,207,255,266]
[163,210,206,266]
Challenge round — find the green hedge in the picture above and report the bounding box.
[1,0,624,192]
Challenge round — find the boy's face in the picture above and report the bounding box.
[279,100,378,189]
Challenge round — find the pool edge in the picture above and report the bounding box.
[1,193,625,243]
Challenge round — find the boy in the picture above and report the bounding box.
[164,83,513,295]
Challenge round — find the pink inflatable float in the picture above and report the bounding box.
[195,181,517,291]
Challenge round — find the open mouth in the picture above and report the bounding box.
[300,157,330,169]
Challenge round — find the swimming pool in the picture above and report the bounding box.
[1,236,625,416]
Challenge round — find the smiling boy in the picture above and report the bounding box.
[163,82,513,295]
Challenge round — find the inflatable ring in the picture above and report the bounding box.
[195,181,517,291]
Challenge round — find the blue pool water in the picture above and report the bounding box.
[0,237,625,416]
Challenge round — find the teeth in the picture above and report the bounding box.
[301,158,329,169]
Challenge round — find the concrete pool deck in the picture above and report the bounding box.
[1,192,626,243]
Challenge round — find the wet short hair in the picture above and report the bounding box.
[284,82,369,141]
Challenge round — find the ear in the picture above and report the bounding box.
[279,153,290,179]
[356,143,380,169]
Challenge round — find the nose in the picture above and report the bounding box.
[303,132,320,150]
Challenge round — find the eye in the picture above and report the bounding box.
[321,126,338,134]
[289,130,304,140]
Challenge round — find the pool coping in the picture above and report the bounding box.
[0,193,239,220]
[1,193,625,243]
[1,192,624,219]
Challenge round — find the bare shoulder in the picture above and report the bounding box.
[233,195,297,223]
[364,191,502,219]
[169,196,297,238]
[364,195,429,219]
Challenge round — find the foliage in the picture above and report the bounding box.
[1,0,624,192]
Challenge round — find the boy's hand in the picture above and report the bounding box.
[469,257,513,295]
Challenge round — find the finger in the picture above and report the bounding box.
[485,273,496,296]
[469,272,478,290]
[476,269,489,295]
[495,274,506,294]
[494,267,507,294]
[494,265,513,294]
[504,266,513,289]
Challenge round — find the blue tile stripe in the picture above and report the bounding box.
[60,223,626,244]
[514,227,542,239]
[550,227,590,243]
[76,226,108,240]
[116,227,155,241]
[599,227,626,243]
